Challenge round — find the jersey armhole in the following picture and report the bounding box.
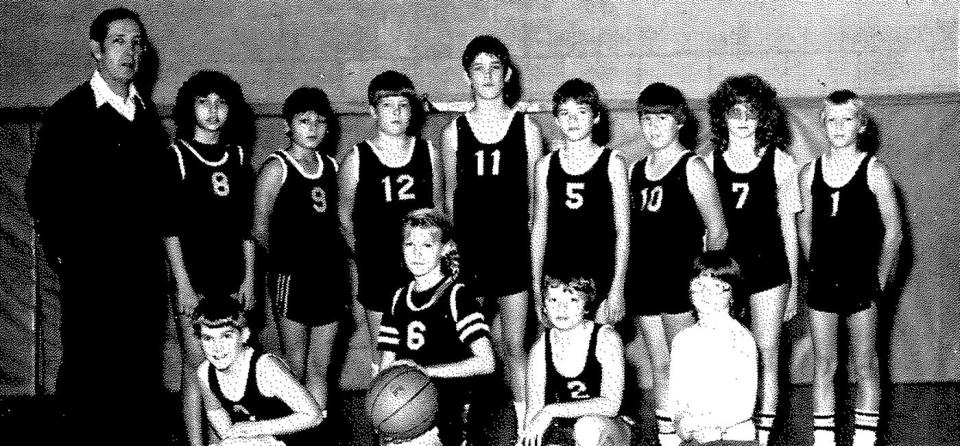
[266,153,288,184]
[169,143,186,180]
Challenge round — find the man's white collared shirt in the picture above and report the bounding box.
[91,70,140,121]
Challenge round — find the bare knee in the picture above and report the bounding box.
[814,350,839,379]
[574,416,606,446]
[852,353,879,381]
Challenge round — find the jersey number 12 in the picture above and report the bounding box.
[382,174,416,202]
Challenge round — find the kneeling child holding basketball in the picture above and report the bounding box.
[376,208,496,445]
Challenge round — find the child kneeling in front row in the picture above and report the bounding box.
[194,298,323,446]
[521,274,633,446]
[669,251,758,446]
[377,208,496,446]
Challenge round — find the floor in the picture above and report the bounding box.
[2,377,957,445]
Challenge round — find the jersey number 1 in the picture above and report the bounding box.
[382,174,416,202]
[830,191,839,217]
[474,150,501,176]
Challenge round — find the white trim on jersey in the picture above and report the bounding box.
[179,139,229,167]
[455,313,483,331]
[459,323,490,343]
[449,284,463,321]
[169,143,186,180]
[377,335,400,345]
[237,145,245,165]
[406,278,450,312]
[390,288,404,314]
[266,153,288,184]
[379,326,399,335]
[330,155,340,173]
[280,150,324,180]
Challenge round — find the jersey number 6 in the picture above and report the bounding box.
[406,321,426,350]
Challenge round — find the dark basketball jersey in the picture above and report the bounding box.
[453,113,530,260]
[207,349,314,445]
[266,150,349,275]
[713,148,789,293]
[167,139,252,295]
[808,155,883,313]
[544,149,617,295]
[378,277,490,367]
[544,322,604,405]
[628,152,703,314]
[352,138,434,310]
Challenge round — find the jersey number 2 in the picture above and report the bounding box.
[474,150,501,176]
[732,182,750,209]
[567,380,588,399]
[382,175,416,202]
[406,321,426,350]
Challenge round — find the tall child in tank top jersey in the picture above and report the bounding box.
[704,74,801,445]
[522,274,632,446]
[252,87,349,424]
[531,79,630,326]
[440,35,543,430]
[628,83,728,446]
[798,91,902,446]
[163,70,257,446]
[378,209,495,446]
[338,71,442,371]
[193,298,323,446]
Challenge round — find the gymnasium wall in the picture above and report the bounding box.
[1,0,958,395]
[0,0,956,108]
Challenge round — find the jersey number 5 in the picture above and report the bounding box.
[406,321,426,350]
[474,150,501,176]
[382,174,416,202]
[566,182,585,209]
[732,182,750,209]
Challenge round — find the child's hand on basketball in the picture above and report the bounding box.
[391,359,427,375]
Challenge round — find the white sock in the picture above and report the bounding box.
[813,413,836,446]
[656,408,679,446]
[853,410,880,446]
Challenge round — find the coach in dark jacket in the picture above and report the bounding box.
[25,8,170,443]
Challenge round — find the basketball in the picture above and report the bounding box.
[365,364,439,440]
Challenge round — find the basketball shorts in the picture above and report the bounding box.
[269,270,349,326]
